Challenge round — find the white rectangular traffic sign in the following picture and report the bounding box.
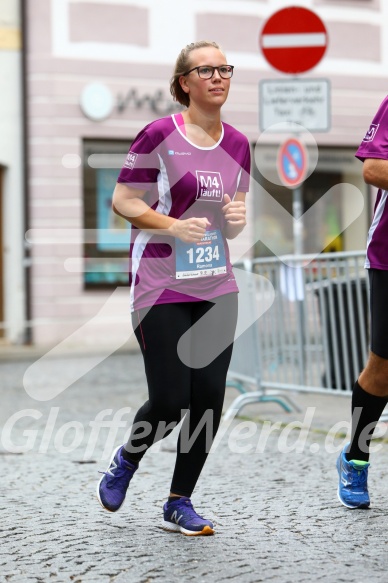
[259,78,330,132]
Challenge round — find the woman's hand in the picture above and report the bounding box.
[169,217,211,243]
[222,193,246,239]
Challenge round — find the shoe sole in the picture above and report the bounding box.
[161,520,214,536]
[96,444,125,513]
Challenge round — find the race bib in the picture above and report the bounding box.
[175,229,227,279]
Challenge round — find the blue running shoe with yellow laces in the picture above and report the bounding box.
[97,445,138,512]
[162,497,214,536]
[337,443,370,509]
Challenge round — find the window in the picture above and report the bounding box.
[83,139,132,288]
[252,145,368,257]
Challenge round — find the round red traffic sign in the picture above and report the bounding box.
[277,138,308,188]
[260,7,328,74]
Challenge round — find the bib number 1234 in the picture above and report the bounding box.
[175,229,227,279]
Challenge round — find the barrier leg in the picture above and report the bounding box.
[223,390,300,421]
[226,380,247,395]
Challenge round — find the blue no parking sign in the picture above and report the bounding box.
[277,138,308,188]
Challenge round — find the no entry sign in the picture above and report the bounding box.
[260,7,328,74]
[277,138,308,188]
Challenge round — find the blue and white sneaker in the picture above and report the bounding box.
[336,443,370,509]
[162,497,214,536]
[97,445,138,512]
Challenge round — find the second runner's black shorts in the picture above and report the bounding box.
[369,268,388,360]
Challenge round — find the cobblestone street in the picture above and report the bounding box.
[1,350,388,582]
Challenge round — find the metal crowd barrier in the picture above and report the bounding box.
[224,251,370,420]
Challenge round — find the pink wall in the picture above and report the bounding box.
[26,0,387,346]
[69,2,149,45]
[196,14,263,53]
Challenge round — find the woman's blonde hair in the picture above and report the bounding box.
[170,41,224,108]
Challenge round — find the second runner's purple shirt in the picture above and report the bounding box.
[356,95,388,270]
[117,114,251,311]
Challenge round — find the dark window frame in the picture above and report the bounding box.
[83,138,133,289]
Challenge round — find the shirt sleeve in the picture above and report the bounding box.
[117,127,160,188]
[237,139,251,192]
[355,96,388,162]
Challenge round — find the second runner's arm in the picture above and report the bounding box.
[363,158,388,190]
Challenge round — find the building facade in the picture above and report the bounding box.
[0,0,25,344]
[11,0,388,348]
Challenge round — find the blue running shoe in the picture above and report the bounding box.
[162,497,214,536]
[97,445,138,512]
[336,443,370,509]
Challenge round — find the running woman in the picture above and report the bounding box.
[96,41,251,535]
[337,95,388,509]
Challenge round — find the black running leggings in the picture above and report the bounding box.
[125,293,238,497]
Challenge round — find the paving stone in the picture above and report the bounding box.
[1,352,388,582]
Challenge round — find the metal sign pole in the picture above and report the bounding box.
[292,183,305,384]
[292,185,303,256]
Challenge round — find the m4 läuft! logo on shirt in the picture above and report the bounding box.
[362,124,379,142]
[124,151,138,169]
[196,171,223,202]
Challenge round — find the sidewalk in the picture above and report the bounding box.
[1,350,388,582]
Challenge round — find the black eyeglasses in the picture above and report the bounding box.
[183,65,234,80]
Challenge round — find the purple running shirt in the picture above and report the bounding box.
[117,114,251,311]
[356,95,388,270]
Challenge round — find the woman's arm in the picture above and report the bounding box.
[222,192,247,240]
[112,182,210,243]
